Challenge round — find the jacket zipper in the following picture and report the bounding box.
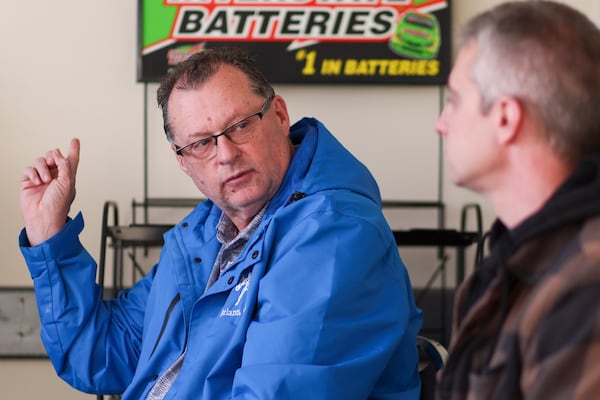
[149,293,181,359]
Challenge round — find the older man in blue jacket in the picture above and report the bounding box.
[19,47,422,399]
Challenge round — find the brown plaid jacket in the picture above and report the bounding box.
[437,157,600,400]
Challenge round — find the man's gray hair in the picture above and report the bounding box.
[458,1,600,163]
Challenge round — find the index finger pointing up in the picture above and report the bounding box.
[67,138,80,177]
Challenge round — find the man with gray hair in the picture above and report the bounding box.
[435,1,600,399]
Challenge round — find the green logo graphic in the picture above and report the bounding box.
[142,1,178,49]
[389,10,441,60]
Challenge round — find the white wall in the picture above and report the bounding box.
[1,0,596,398]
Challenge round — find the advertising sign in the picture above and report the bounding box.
[139,0,451,84]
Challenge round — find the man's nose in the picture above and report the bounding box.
[435,110,448,137]
[215,134,240,163]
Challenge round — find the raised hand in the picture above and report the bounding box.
[20,138,81,246]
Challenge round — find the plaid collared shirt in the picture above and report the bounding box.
[205,204,268,290]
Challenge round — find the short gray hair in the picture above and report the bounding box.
[458,1,600,163]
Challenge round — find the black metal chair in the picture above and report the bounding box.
[417,335,448,400]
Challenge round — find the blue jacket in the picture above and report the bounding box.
[20,118,422,399]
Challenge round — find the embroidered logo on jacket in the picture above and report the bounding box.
[220,271,251,318]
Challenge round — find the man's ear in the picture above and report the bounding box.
[272,95,291,135]
[495,95,524,145]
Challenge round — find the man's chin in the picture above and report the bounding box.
[227,192,267,213]
[448,174,472,191]
[446,169,462,186]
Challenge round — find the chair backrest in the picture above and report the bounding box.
[417,335,448,400]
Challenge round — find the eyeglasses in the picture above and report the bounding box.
[173,94,275,159]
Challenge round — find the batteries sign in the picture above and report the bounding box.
[138,0,451,84]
